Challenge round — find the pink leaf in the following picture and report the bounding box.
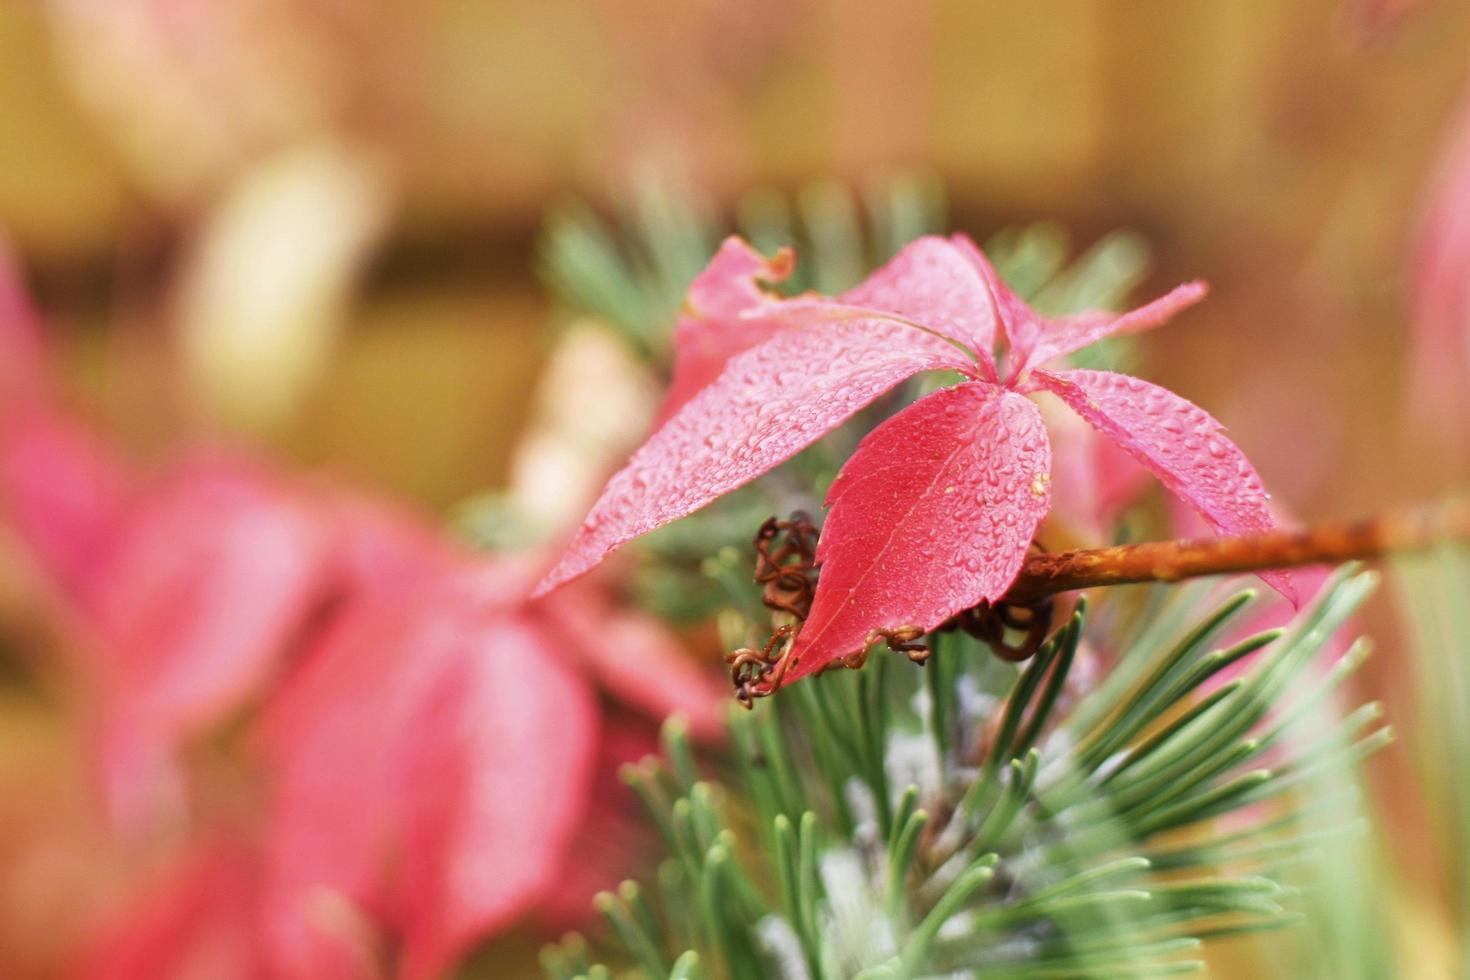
[834,236,1001,379]
[536,319,971,596]
[1031,369,1296,602]
[948,233,1036,353]
[948,233,1206,377]
[1019,282,1207,373]
[781,383,1052,686]
[663,236,1000,421]
[94,456,330,831]
[534,578,727,739]
[659,237,794,419]
[395,613,598,980]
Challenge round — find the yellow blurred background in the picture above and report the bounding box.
[1,1,1464,506]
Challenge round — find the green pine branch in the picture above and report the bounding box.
[544,570,1387,980]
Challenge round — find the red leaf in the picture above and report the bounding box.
[536,318,971,596]
[659,237,794,419]
[1031,369,1296,602]
[781,383,1052,685]
[394,612,598,980]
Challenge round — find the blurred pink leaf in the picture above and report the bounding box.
[0,408,135,616]
[92,455,332,831]
[395,611,598,980]
[534,578,727,738]
[1408,90,1470,440]
[0,243,339,830]
[534,718,660,930]
[258,581,471,979]
[0,262,337,831]
[259,571,600,979]
[75,841,264,980]
[1040,395,1151,546]
[0,230,703,976]
[318,489,459,599]
[0,239,134,614]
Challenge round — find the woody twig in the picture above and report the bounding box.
[1002,500,1470,605]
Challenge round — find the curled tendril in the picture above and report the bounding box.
[828,624,929,673]
[945,598,1055,662]
[753,511,821,620]
[943,534,1055,660]
[725,623,931,707]
[725,513,1057,704]
[726,624,799,708]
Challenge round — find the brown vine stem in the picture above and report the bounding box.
[1002,500,1470,605]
